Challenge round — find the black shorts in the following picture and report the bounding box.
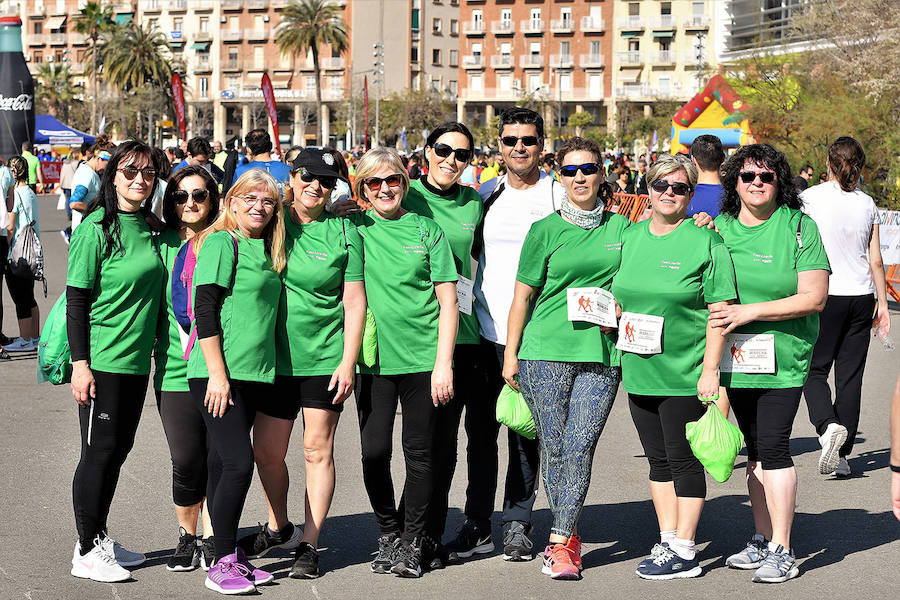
[258,374,343,420]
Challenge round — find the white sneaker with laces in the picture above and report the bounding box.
[71,539,131,582]
[4,337,36,352]
[101,534,146,567]
[832,456,852,477]
[818,423,848,474]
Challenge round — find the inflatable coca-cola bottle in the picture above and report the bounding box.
[0,16,35,159]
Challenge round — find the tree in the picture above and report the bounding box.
[377,89,455,148]
[275,0,348,145]
[34,63,83,123]
[72,1,115,134]
[567,111,593,136]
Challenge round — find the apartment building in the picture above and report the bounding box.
[456,0,613,139]
[713,0,805,62]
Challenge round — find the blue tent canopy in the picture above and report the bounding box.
[34,114,95,146]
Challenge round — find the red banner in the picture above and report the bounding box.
[363,76,369,151]
[171,73,186,141]
[40,161,61,184]
[260,73,281,157]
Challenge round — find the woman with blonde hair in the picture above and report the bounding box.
[187,169,286,595]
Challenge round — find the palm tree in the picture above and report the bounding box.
[276,0,348,145]
[35,63,83,123]
[72,1,115,134]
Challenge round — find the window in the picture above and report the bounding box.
[148,18,158,31]
[411,45,418,62]
[254,15,264,30]
[229,16,239,31]
[692,1,704,15]
[227,76,239,90]
[330,76,341,91]
[530,42,540,56]
[658,75,671,94]
[559,41,570,57]
[34,22,42,34]
[629,2,639,16]
[560,73,571,92]
[411,9,419,31]
[199,77,208,99]
[173,17,183,31]
[254,46,264,69]
[528,73,541,92]
[470,74,482,91]
[200,17,209,33]
[499,73,511,89]
[432,17,441,33]
[500,42,511,55]
[589,6,602,20]
[472,42,482,56]
[450,19,458,35]
[561,7,571,25]
[33,51,42,63]
[228,49,239,64]
[449,49,458,66]
[590,41,602,56]
[430,78,440,92]
[661,2,672,16]
[305,76,316,93]
[472,10,482,25]
[628,39,640,52]
[659,39,671,52]
[432,48,441,65]
[530,8,541,23]
[501,8,511,24]
[589,74,603,97]
[450,0,457,5]
[448,80,457,96]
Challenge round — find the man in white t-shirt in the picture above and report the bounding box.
[445,108,563,563]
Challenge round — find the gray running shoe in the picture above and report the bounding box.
[752,545,799,583]
[502,521,534,561]
[818,423,848,474]
[726,534,769,570]
[371,533,400,574]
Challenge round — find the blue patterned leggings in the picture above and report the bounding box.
[518,360,620,538]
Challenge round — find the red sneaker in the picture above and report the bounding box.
[566,535,583,572]
[541,543,580,580]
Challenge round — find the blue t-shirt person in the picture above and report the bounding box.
[686,183,724,217]
[233,159,291,185]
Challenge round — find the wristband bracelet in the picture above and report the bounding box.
[891,463,900,473]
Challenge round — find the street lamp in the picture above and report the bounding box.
[373,42,384,147]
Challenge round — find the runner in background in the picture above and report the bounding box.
[686,135,726,218]
[4,156,41,352]
[0,158,15,347]
[69,135,115,232]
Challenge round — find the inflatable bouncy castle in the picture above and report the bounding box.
[670,75,752,155]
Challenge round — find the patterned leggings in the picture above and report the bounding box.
[519,360,620,538]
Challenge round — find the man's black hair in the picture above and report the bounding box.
[186,137,212,158]
[497,107,544,139]
[690,134,725,172]
[245,129,273,156]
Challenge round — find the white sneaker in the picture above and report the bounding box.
[818,423,848,474]
[4,337,36,352]
[71,539,131,582]
[832,456,852,477]
[100,534,146,567]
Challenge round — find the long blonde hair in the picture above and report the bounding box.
[193,168,286,274]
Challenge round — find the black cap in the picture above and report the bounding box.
[292,148,341,178]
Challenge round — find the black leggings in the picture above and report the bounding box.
[0,236,7,331]
[628,394,707,498]
[189,378,263,562]
[156,390,209,507]
[728,386,802,470]
[5,270,36,320]
[356,372,436,542]
[73,371,149,550]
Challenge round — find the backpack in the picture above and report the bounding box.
[8,219,47,297]
[171,234,239,360]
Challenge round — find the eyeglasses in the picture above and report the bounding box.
[559,163,601,178]
[295,167,337,189]
[739,171,776,184]
[117,165,157,181]
[363,174,404,191]
[432,142,472,163]
[500,136,539,147]
[650,180,692,196]
[237,195,277,208]
[172,189,210,205]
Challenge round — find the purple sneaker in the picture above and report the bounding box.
[235,547,274,585]
[204,555,255,595]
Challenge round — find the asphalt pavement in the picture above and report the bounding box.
[0,195,897,600]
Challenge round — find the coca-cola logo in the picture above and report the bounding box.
[0,94,34,111]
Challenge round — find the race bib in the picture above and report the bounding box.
[566,287,617,328]
[457,275,474,316]
[616,312,664,355]
[720,333,776,374]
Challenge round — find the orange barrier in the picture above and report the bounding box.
[886,264,900,303]
[606,192,650,223]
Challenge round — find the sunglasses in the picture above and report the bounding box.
[117,165,157,181]
[172,188,210,205]
[651,180,692,196]
[296,167,337,189]
[500,136,539,147]
[363,174,404,191]
[432,142,472,163]
[739,171,776,184]
[559,163,600,178]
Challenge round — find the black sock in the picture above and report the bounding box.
[79,539,95,556]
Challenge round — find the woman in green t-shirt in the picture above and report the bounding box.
[187,169,286,595]
[611,154,736,581]
[67,141,166,583]
[236,149,366,579]
[153,165,220,572]
[352,147,459,579]
[503,137,629,580]
[712,144,830,584]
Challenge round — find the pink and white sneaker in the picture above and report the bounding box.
[205,554,255,595]
[235,547,274,585]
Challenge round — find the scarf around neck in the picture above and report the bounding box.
[560,196,605,229]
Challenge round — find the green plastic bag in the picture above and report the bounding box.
[37,293,71,385]
[496,384,537,440]
[358,308,377,367]
[685,401,745,483]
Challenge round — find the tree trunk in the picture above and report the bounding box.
[312,46,322,146]
[91,35,98,134]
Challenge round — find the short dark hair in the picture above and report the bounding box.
[497,107,544,139]
[827,137,865,192]
[690,135,725,172]
[151,147,172,180]
[801,163,814,175]
[426,121,475,154]
[720,143,801,218]
[556,137,601,166]
[245,129,272,155]
[162,165,220,230]
[186,137,212,158]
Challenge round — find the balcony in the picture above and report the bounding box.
[490,55,515,69]
[223,0,243,10]
[272,0,291,8]
[580,16,605,33]
[110,2,133,12]
[462,21,485,35]
[69,62,85,73]
[684,15,710,29]
[49,32,67,45]
[682,51,703,66]
[549,54,574,69]
[461,55,485,69]
[195,0,216,11]
[319,56,345,70]
[71,34,87,45]
[615,84,651,99]
[649,15,676,29]
[520,19,544,35]
[140,0,162,12]
[618,51,643,66]
[616,16,644,30]
[245,28,268,41]
[194,60,212,72]
[223,59,243,71]
[323,88,345,100]
[247,0,269,9]
[651,51,675,65]
[459,87,524,101]
[169,0,187,12]
[194,30,212,41]
[519,54,544,68]
[490,20,515,35]
[222,30,243,42]
[579,53,605,68]
[28,34,45,46]
[550,18,575,34]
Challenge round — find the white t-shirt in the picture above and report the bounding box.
[71,163,101,231]
[0,165,12,230]
[474,172,564,344]
[801,180,876,295]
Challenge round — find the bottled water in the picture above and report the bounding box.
[873,324,895,352]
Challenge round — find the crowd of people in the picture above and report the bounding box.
[1,107,899,594]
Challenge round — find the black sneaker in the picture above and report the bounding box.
[289,541,320,579]
[391,538,423,578]
[199,537,215,572]
[421,536,447,571]
[371,533,400,574]
[237,521,302,559]
[502,521,534,561]
[166,527,199,572]
[445,520,494,560]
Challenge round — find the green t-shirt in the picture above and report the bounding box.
[276,212,364,376]
[516,211,630,365]
[352,210,458,375]
[186,231,283,383]
[153,229,189,392]
[611,220,737,395]
[403,179,484,345]
[66,209,166,375]
[714,205,831,388]
[22,151,39,185]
